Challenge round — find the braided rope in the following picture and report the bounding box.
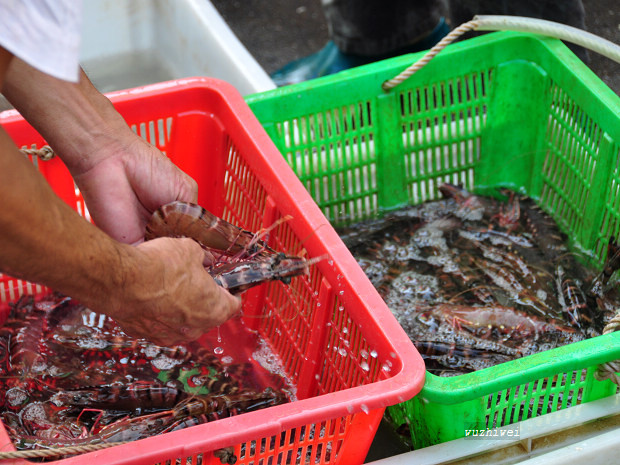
[595,313,620,385]
[0,441,128,460]
[382,19,480,91]
[0,443,236,463]
[19,145,55,161]
[602,314,620,334]
[382,15,620,91]
[381,15,620,384]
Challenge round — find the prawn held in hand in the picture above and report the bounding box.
[145,201,323,294]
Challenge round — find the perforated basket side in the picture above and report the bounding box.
[392,331,620,449]
[247,31,620,449]
[392,33,620,447]
[538,82,620,266]
[0,78,424,464]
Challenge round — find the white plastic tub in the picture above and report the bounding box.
[368,394,620,464]
[80,0,276,95]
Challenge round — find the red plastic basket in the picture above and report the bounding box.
[0,78,424,465]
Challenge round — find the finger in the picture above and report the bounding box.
[229,292,242,314]
[177,171,198,204]
[180,326,204,341]
[149,326,186,347]
[202,249,216,268]
[186,175,199,203]
[217,287,243,318]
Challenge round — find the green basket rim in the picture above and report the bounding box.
[419,331,620,403]
[246,31,620,142]
[246,30,620,407]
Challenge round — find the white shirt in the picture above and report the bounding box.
[0,0,82,82]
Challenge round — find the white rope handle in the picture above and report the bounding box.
[0,443,234,463]
[382,15,620,91]
[475,15,620,62]
[0,442,127,460]
[595,314,620,385]
[382,19,480,91]
[20,144,55,161]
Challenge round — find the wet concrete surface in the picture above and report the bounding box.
[211,0,619,95]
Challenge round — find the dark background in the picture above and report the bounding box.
[211,0,620,95]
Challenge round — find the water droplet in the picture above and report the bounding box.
[339,290,344,296]
[317,302,321,307]
[342,327,348,334]
[151,355,183,370]
[221,355,233,364]
[382,363,392,373]
[361,361,370,371]
[338,348,347,357]
[315,374,321,380]
[6,388,28,407]
[360,350,369,359]
[328,259,334,266]
[338,306,344,312]
[360,403,369,414]
[346,404,354,414]
[214,347,224,355]
[370,349,378,358]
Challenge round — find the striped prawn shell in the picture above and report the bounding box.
[145,201,276,261]
[145,201,313,294]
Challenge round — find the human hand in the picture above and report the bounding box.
[71,135,198,245]
[109,237,242,346]
[1,63,197,244]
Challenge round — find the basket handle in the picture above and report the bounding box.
[595,314,620,386]
[382,15,620,91]
[20,144,55,161]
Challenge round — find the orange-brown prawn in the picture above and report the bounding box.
[145,201,324,295]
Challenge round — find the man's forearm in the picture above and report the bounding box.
[2,59,129,175]
[0,128,131,314]
[0,49,240,345]
[0,50,123,304]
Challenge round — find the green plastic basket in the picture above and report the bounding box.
[246,31,620,449]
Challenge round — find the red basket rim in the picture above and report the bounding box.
[0,77,425,462]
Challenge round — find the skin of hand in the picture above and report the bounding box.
[109,237,242,346]
[3,60,198,244]
[71,135,198,245]
[0,50,241,344]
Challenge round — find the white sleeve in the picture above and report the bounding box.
[0,0,83,82]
